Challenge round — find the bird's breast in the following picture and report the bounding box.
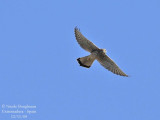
[91,50,99,57]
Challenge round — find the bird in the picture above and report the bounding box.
[74,27,128,77]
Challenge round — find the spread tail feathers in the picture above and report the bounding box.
[77,55,95,68]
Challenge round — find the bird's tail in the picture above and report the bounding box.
[77,54,95,68]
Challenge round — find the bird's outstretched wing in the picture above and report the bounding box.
[96,53,128,77]
[74,27,99,52]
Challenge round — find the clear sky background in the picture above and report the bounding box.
[0,0,160,120]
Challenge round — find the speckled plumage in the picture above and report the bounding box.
[75,27,128,77]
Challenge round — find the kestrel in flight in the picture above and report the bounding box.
[74,27,128,77]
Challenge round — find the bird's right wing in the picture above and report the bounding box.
[74,27,99,53]
[96,53,128,77]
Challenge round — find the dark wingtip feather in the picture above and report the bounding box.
[77,58,90,68]
[125,74,129,77]
[75,26,80,31]
[120,73,129,77]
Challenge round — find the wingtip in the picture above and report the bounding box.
[125,74,130,77]
[121,74,129,77]
[74,26,80,31]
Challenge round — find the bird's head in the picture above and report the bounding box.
[101,49,107,53]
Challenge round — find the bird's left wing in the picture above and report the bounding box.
[74,27,99,53]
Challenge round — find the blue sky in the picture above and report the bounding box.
[0,0,160,120]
